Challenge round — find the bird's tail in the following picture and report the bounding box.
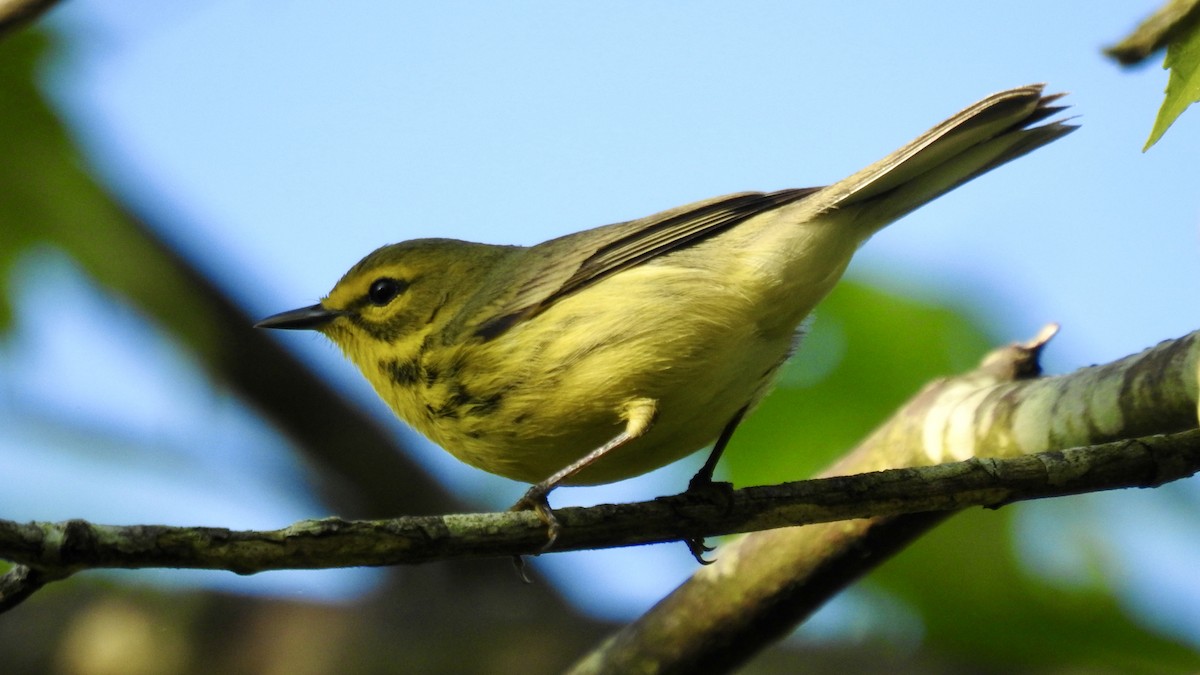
[805,84,1076,229]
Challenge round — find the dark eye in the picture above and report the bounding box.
[367,278,407,306]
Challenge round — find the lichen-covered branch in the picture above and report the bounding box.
[570,328,1200,675]
[1,427,1196,586]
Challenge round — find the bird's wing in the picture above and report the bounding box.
[464,85,1074,341]
[469,187,819,340]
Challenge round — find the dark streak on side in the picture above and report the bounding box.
[424,384,508,421]
[380,357,420,387]
[423,365,440,387]
[467,391,506,417]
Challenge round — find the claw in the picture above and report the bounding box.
[680,474,734,564]
[511,555,533,583]
[685,537,717,565]
[511,485,561,551]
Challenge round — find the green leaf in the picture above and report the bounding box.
[1146,7,1200,149]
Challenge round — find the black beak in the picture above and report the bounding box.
[255,304,343,330]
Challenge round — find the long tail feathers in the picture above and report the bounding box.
[807,84,1076,227]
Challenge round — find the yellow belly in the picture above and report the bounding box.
[399,267,796,484]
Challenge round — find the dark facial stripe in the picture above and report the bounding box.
[347,312,419,343]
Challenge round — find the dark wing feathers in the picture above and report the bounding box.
[470,187,819,339]
[556,187,818,301]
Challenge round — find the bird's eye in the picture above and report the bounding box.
[367,278,407,306]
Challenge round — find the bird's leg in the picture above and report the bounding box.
[511,430,635,549]
[511,398,657,550]
[689,405,747,491]
[682,406,747,563]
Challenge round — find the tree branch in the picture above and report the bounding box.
[0,430,1197,583]
[0,564,57,613]
[1105,0,1200,66]
[569,326,1200,674]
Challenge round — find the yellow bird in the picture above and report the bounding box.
[259,85,1073,542]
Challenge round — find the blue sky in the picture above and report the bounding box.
[43,1,1200,369]
[3,0,1197,640]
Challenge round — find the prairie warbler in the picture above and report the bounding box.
[259,85,1073,542]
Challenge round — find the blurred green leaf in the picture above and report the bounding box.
[0,30,222,358]
[875,510,1200,673]
[1146,7,1200,149]
[727,280,992,485]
